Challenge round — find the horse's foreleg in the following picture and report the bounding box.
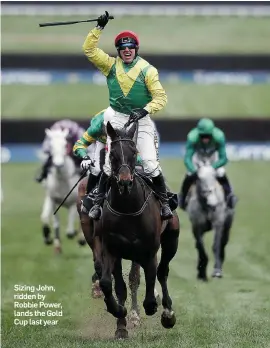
[52,209,61,254]
[212,224,225,278]
[99,246,127,319]
[142,255,158,316]
[220,213,233,264]
[92,236,103,299]
[157,221,179,329]
[128,262,141,327]
[66,204,77,239]
[40,195,53,245]
[192,224,208,281]
[113,259,128,339]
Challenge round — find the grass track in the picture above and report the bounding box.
[2,83,270,119]
[2,160,270,347]
[2,16,270,54]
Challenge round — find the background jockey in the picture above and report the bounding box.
[82,11,173,221]
[35,119,85,183]
[178,118,238,210]
[73,110,107,202]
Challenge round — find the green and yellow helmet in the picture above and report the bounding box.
[197,118,215,135]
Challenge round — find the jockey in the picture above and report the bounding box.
[73,110,160,213]
[35,119,85,183]
[178,118,237,210]
[82,11,173,221]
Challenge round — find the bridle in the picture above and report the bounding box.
[110,137,136,182]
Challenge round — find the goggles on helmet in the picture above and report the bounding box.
[116,37,137,49]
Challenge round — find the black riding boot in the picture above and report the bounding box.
[152,173,173,220]
[217,175,237,209]
[35,155,52,183]
[178,174,196,210]
[88,172,109,220]
[86,173,101,194]
[81,173,102,215]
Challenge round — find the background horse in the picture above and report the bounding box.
[90,121,180,339]
[40,128,85,253]
[185,161,234,280]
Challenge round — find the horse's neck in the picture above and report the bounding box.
[109,177,148,214]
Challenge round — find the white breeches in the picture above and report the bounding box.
[87,141,105,177]
[103,107,161,177]
[188,152,225,177]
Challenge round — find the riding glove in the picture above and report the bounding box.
[129,108,148,123]
[96,11,110,29]
[81,156,92,170]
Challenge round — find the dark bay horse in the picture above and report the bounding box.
[93,121,180,338]
[77,174,147,327]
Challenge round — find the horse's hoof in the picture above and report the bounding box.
[212,269,223,278]
[197,274,208,282]
[66,230,77,239]
[128,310,140,328]
[143,300,158,316]
[115,328,128,339]
[161,309,176,329]
[44,238,53,245]
[78,238,86,246]
[54,239,62,254]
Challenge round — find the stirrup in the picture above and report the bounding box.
[88,205,103,220]
[161,203,173,220]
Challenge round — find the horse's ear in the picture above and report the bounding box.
[127,122,137,140]
[106,121,117,140]
[45,128,51,138]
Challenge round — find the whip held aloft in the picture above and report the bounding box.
[39,16,114,27]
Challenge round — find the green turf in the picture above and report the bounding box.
[1,16,270,54]
[2,160,270,347]
[2,83,270,120]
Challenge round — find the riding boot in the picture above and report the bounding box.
[88,172,109,220]
[178,174,196,210]
[81,173,102,214]
[86,173,101,194]
[35,155,52,183]
[217,175,238,209]
[152,173,173,220]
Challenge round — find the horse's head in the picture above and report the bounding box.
[45,128,69,168]
[106,121,137,194]
[196,163,219,209]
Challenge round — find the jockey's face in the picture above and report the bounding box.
[200,135,212,144]
[119,46,136,64]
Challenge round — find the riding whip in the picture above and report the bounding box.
[39,16,114,27]
[53,168,88,215]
